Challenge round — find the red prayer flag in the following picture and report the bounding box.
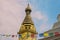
[55,32,60,37]
[31,34,34,38]
[12,35,14,37]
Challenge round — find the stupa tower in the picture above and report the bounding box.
[18,4,37,40]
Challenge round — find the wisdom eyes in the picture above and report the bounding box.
[25,25,31,29]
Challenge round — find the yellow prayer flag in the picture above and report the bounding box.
[5,34,10,37]
[44,32,49,37]
[22,34,25,38]
[22,32,27,38]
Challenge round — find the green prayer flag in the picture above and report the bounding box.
[49,33,54,37]
[27,34,29,37]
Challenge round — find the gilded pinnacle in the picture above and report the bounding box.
[25,4,32,12]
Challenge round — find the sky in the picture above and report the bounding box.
[0,0,60,40]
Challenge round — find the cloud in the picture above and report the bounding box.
[31,11,48,21]
[31,11,48,33]
[0,0,27,33]
[0,0,28,40]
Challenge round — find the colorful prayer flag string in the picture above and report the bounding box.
[39,32,60,37]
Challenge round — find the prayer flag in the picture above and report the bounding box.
[5,34,11,37]
[44,32,49,37]
[39,33,43,37]
[55,32,60,37]
[49,33,54,37]
[27,33,29,37]
[18,34,21,38]
[12,35,14,37]
[31,34,34,38]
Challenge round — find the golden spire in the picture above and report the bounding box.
[25,4,32,15]
[18,4,37,34]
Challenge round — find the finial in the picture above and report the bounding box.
[25,3,32,13]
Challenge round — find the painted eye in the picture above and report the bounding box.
[25,27,27,29]
[25,25,31,29]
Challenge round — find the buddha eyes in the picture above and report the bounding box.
[25,26,27,29]
[25,25,31,29]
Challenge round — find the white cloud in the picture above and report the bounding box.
[0,0,28,40]
[31,11,48,33]
[0,0,27,33]
[31,11,48,22]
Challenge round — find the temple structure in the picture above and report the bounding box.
[18,4,37,40]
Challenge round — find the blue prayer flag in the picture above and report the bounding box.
[18,34,21,38]
[39,33,43,37]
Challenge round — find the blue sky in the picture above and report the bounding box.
[0,0,60,40]
[30,0,60,32]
